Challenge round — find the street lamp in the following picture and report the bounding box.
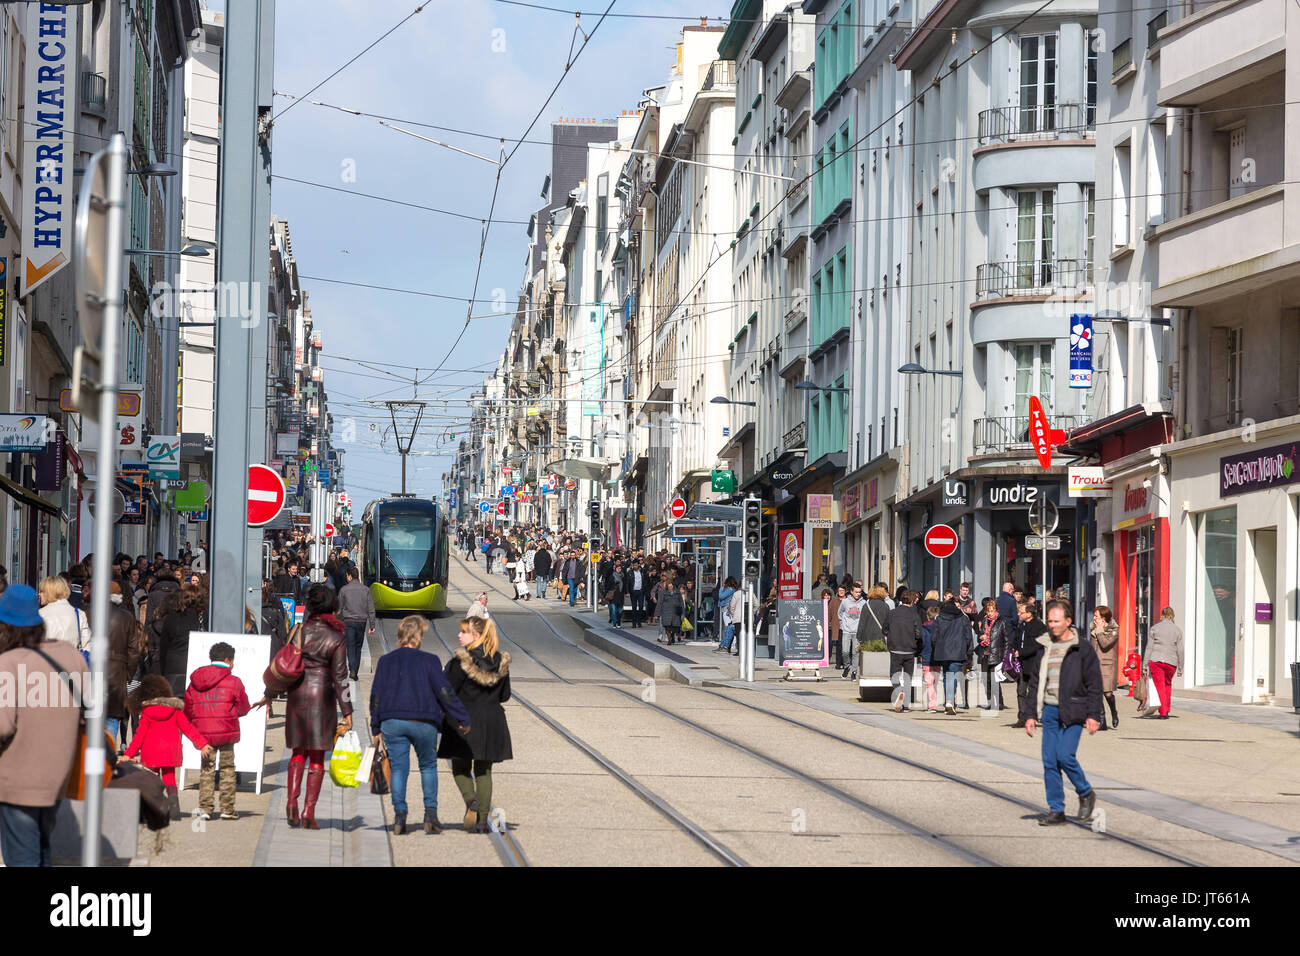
[124,244,209,257]
[897,363,962,378]
[711,395,757,406]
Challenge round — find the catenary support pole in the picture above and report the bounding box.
[210,0,276,632]
[83,134,129,868]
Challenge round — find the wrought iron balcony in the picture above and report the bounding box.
[973,414,1085,454]
[976,103,1093,146]
[783,421,806,451]
[975,258,1087,299]
[81,72,107,115]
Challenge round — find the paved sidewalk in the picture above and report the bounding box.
[253,636,391,867]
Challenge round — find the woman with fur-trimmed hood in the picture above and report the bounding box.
[438,616,512,833]
[124,674,214,821]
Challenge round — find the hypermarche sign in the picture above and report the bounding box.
[21,4,78,296]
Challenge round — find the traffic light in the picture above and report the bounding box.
[743,496,762,551]
[743,496,762,581]
[588,498,601,521]
[589,535,603,550]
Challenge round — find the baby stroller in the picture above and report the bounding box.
[513,563,531,601]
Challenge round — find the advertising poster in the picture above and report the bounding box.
[777,525,803,600]
[777,599,829,666]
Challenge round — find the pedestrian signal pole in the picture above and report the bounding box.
[742,496,762,683]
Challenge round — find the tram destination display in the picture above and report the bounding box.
[777,599,829,667]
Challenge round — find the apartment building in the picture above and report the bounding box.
[895,0,1097,598]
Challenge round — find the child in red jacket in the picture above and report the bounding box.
[124,674,213,821]
[184,642,251,820]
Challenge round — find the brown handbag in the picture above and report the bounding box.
[263,622,305,695]
[369,738,391,795]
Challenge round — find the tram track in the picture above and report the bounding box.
[373,619,531,867]
[420,614,750,867]
[449,553,1209,866]
[446,560,1004,865]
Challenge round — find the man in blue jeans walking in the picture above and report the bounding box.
[1025,600,1103,826]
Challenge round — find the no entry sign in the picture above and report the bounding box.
[924,524,958,559]
[670,497,687,519]
[496,500,506,516]
[324,523,335,538]
[247,464,286,527]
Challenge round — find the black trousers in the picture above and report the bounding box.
[344,620,366,678]
[1017,665,1037,720]
[629,591,646,626]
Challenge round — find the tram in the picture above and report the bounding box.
[360,497,449,614]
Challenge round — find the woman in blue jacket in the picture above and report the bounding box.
[370,616,472,836]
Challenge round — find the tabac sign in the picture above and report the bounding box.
[21,3,78,295]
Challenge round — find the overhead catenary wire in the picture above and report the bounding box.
[268,3,430,127]
[430,0,621,382]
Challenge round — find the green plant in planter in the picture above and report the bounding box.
[863,639,888,653]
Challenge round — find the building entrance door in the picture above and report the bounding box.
[1133,527,1155,659]
[1250,528,1277,699]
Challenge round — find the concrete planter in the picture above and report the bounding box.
[857,650,893,703]
[859,650,891,677]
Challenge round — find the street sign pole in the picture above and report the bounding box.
[79,132,128,868]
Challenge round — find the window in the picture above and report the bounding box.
[1019,34,1057,134]
[596,173,609,248]
[1196,507,1237,686]
[1014,342,1054,421]
[1086,33,1098,128]
[1227,125,1247,200]
[1084,185,1095,283]
[125,316,146,385]
[1112,139,1131,248]
[1226,327,1243,425]
[1147,121,1166,224]
[1015,189,1054,288]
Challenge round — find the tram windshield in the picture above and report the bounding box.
[379,512,436,579]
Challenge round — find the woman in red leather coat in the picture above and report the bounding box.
[257,584,352,830]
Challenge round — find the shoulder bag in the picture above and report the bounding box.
[263,622,305,695]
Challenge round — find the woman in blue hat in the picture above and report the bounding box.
[0,585,88,866]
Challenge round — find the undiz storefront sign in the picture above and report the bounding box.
[1220,442,1299,498]
[980,480,1058,508]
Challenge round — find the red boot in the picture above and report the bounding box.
[301,767,324,830]
[286,760,304,828]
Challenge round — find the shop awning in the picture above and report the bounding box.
[544,458,614,483]
[0,474,60,517]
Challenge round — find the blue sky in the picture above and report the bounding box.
[264,0,731,509]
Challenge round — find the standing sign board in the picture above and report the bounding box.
[777,526,803,599]
[777,599,829,676]
[177,632,270,794]
[924,523,958,594]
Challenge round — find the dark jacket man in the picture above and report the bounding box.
[533,546,552,579]
[1025,629,1104,727]
[929,601,972,664]
[883,601,923,656]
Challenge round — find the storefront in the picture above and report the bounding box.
[904,471,1077,602]
[1167,424,1300,706]
[1105,462,1170,668]
[836,451,902,591]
